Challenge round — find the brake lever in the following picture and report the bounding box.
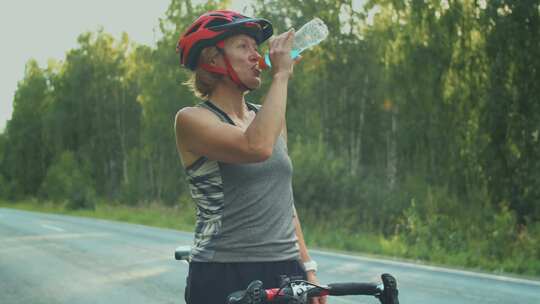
[227,280,265,304]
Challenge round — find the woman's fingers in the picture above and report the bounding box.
[284,28,295,49]
[272,29,294,50]
[268,29,297,75]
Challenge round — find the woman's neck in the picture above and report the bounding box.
[209,83,249,119]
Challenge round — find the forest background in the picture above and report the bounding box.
[1,0,539,276]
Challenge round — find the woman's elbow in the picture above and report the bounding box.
[249,145,273,162]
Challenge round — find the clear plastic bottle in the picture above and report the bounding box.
[259,18,329,69]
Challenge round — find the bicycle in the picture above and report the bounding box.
[175,246,399,304]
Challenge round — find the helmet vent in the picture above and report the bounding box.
[205,18,229,28]
[185,23,202,36]
[232,15,246,20]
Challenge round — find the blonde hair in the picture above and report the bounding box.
[184,46,223,99]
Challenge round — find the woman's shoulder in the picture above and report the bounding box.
[175,104,218,126]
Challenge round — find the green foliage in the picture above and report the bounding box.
[480,0,540,222]
[290,138,347,214]
[0,133,4,163]
[119,149,146,205]
[51,30,142,199]
[2,60,51,197]
[291,138,405,235]
[397,185,539,275]
[0,134,7,199]
[39,151,96,210]
[0,174,8,199]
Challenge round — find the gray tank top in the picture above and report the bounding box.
[184,100,299,262]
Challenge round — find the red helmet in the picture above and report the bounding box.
[177,10,273,70]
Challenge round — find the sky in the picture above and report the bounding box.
[0,0,252,133]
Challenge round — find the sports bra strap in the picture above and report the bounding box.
[197,100,260,126]
[246,102,261,113]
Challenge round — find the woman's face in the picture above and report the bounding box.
[222,34,262,90]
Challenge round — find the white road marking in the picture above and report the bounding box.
[41,224,65,232]
[327,296,358,303]
[0,233,111,243]
[312,249,540,287]
[103,266,171,283]
[327,262,364,275]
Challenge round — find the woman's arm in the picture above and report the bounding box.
[175,30,296,164]
[293,207,327,304]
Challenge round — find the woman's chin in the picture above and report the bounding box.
[245,78,262,90]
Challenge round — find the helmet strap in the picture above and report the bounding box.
[199,42,253,92]
[199,63,227,75]
[222,54,251,92]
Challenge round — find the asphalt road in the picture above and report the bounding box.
[1,208,539,304]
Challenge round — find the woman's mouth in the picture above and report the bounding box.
[252,65,261,77]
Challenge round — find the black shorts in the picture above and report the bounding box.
[185,260,307,304]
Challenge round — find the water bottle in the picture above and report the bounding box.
[259,18,329,69]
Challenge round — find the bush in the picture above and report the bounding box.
[0,174,9,199]
[290,138,346,213]
[290,138,405,234]
[39,151,96,210]
[0,174,24,201]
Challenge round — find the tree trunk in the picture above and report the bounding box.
[148,159,155,200]
[117,84,129,186]
[387,107,398,191]
[350,75,368,176]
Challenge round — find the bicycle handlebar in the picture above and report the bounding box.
[227,274,398,304]
[174,246,399,304]
[327,282,382,296]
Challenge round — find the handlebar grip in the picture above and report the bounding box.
[227,291,244,304]
[174,245,191,261]
[327,282,380,296]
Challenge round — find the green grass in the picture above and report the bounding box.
[301,223,540,278]
[0,199,195,232]
[299,210,540,278]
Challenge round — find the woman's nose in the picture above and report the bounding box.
[250,49,262,62]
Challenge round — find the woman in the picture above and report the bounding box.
[175,10,326,304]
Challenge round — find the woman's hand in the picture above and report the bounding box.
[268,29,296,77]
[307,271,327,304]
